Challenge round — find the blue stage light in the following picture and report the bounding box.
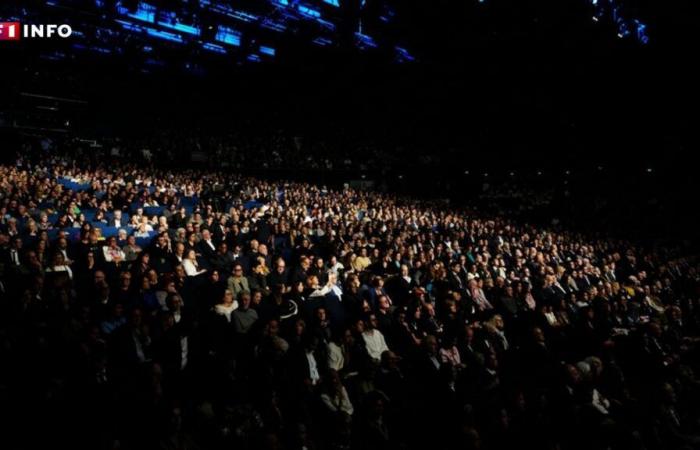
[215,26,241,46]
[203,42,227,54]
[260,45,276,56]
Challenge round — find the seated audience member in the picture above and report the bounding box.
[362,314,391,362]
[182,249,206,277]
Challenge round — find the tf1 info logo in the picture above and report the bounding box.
[0,22,73,41]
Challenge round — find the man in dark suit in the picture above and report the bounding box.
[385,264,416,307]
[149,232,173,274]
[541,274,567,306]
[108,210,126,228]
[229,244,250,273]
[267,257,289,289]
[1,235,24,273]
[447,261,468,296]
[54,237,76,266]
[196,229,217,263]
[170,207,189,229]
[211,215,228,245]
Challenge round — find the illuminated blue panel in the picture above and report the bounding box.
[145,27,183,43]
[272,0,289,5]
[317,18,336,30]
[247,54,261,62]
[158,12,200,36]
[116,19,145,32]
[298,5,321,18]
[203,42,227,54]
[355,32,378,49]
[117,2,156,23]
[276,9,302,23]
[395,46,415,62]
[231,10,259,23]
[312,36,332,46]
[215,26,241,46]
[203,1,260,24]
[323,0,340,6]
[261,19,287,32]
[259,45,275,56]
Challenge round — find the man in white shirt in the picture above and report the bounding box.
[362,314,390,362]
[328,255,345,276]
[309,272,343,298]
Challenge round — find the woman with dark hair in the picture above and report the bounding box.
[33,238,48,267]
[72,212,87,229]
[93,210,108,225]
[131,251,152,282]
[286,280,307,310]
[366,276,390,311]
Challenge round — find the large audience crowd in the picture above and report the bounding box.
[1,154,699,450]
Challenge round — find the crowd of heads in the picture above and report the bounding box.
[1,154,699,450]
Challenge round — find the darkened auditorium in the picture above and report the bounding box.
[0,1,699,450]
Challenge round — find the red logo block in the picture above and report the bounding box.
[0,22,21,40]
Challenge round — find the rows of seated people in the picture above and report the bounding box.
[0,158,699,450]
